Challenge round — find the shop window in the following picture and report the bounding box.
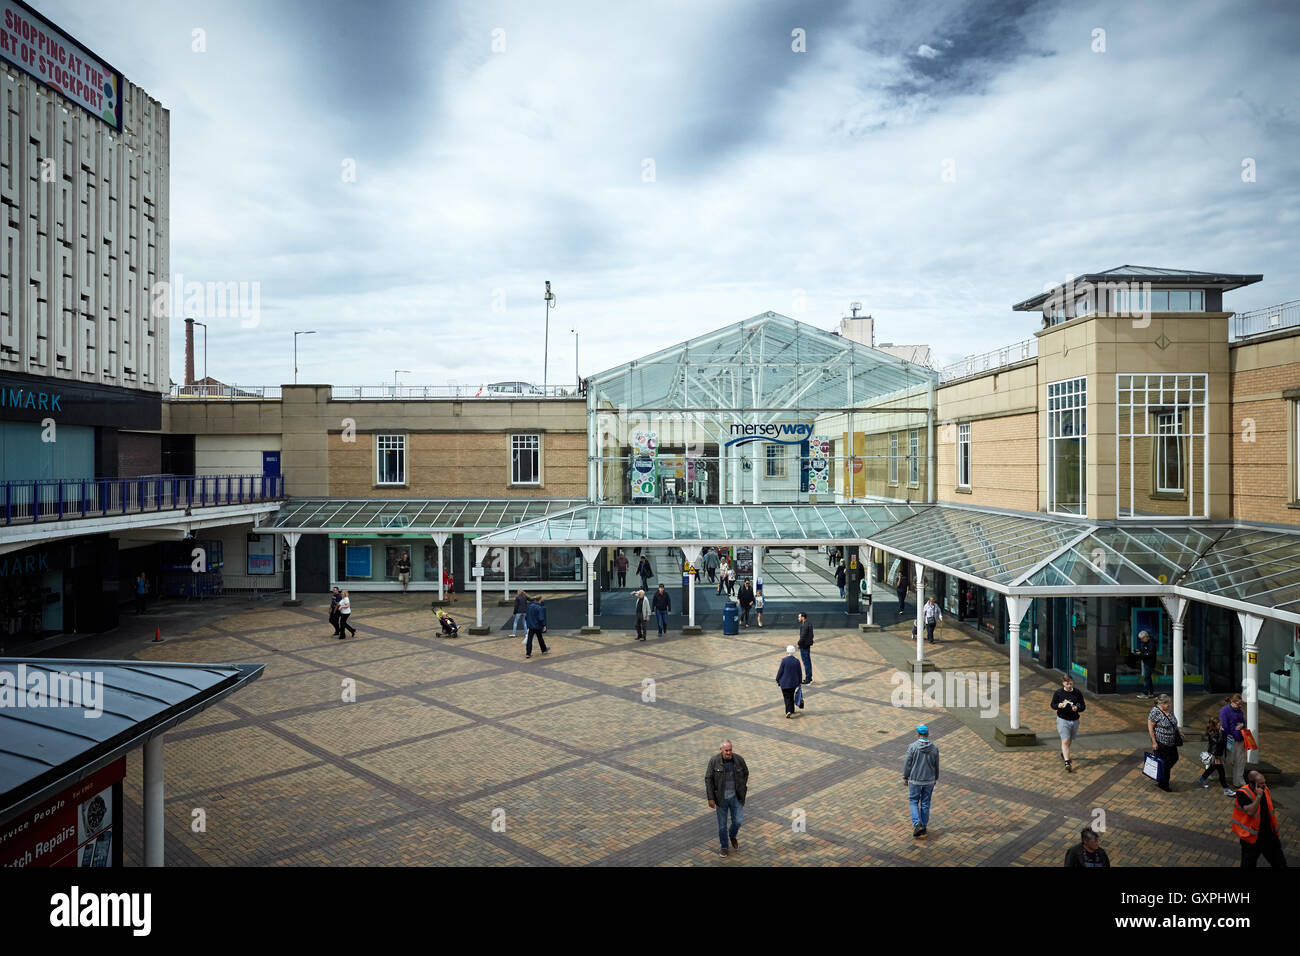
[908,430,920,486]
[376,435,406,485]
[1047,377,1086,515]
[957,423,971,488]
[888,434,899,485]
[765,443,787,479]
[1116,373,1206,517]
[511,434,540,485]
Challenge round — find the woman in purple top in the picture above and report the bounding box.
[1218,693,1247,789]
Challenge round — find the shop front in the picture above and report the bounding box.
[0,536,120,644]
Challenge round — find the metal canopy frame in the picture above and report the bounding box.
[269,498,588,534]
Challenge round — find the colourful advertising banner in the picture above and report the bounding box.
[808,434,830,497]
[0,0,123,129]
[0,756,125,867]
[631,429,658,500]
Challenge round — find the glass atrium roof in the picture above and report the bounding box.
[270,498,587,532]
[585,312,938,412]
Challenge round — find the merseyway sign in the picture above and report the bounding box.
[724,423,813,447]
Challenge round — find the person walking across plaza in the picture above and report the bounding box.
[615,550,628,589]
[1198,714,1234,794]
[704,547,719,584]
[135,571,149,615]
[797,611,814,684]
[633,589,652,641]
[337,589,356,638]
[922,595,942,644]
[776,645,803,718]
[1050,673,1085,772]
[652,583,671,636]
[1219,693,1248,789]
[1234,771,1288,867]
[705,740,749,856]
[524,594,548,658]
[328,586,342,636]
[1147,693,1181,792]
[725,564,736,597]
[396,553,411,592]
[903,724,939,838]
[895,571,908,615]
[737,578,755,627]
[510,589,530,638]
[754,586,765,628]
[1136,629,1157,698]
[835,560,847,598]
[1063,827,1111,867]
[637,554,654,593]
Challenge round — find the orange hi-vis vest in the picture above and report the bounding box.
[1231,785,1276,843]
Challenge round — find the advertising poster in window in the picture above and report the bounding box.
[807,435,830,497]
[631,429,658,501]
[0,756,125,867]
[345,545,372,578]
[247,534,275,575]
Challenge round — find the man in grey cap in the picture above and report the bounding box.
[903,724,939,838]
[1136,629,1157,699]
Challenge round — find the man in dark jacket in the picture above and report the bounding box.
[637,555,653,592]
[705,740,749,856]
[652,583,671,636]
[797,612,814,683]
[1064,827,1110,867]
[633,589,651,641]
[328,587,342,636]
[776,645,804,717]
[835,561,847,597]
[737,579,755,626]
[510,590,530,638]
[1050,673,1086,773]
[1136,629,1157,698]
[896,573,908,615]
[524,597,548,658]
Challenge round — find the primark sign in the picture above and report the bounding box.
[725,422,813,448]
[0,376,160,429]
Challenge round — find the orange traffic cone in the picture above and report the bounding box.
[153,626,163,642]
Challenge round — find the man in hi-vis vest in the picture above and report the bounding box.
[1232,771,1287,868]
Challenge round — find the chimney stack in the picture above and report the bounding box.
[185,318,195,385]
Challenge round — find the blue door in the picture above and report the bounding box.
[262,451,281,477]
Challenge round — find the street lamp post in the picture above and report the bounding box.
[543,280,556,392]
[194,320,207,383]
[571,328,579,391]
[294,330,316,384]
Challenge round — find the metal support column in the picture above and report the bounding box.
[1238,611,1265,766]
[283,532,301,606]
[1161,596,1189,726]
[143,735,165,867]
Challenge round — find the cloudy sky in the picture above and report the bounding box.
[35,0,1300,389]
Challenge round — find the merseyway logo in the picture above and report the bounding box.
[725,423,813,448]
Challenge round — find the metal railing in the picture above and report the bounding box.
[938,338,1037,383]
[168,383,578,400]
[1232,300,1300,341]
[1,474,284,526]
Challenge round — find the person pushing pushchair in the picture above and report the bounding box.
[434,605,461,637]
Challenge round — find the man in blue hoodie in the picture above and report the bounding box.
[903,724,939,838]
[524,596,548,658]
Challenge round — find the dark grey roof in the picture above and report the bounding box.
[0,659,264,824]
[1013,266,1263,311]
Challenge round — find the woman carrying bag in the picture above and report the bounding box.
[1146,694,1182,792]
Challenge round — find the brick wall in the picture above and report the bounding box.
[1230,334,1300,525]
[117,431,162,477]
[935,413,1038,511]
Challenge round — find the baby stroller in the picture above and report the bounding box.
[435,607,460,638]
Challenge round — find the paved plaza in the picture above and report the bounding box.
[77,593,1300,867]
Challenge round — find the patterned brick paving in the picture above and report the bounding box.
[94,594,1300,866]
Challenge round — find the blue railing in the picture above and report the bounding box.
[1,474,284,526]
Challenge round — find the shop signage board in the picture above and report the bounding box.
[0,756,125,867]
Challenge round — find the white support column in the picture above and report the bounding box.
[432,532,449,600]
[1006,595,1025,730]
[581,545,603,630]
[1160,596,1189,726]
[283,532,301,605]
[731,443,739,503]
[752,441,760,503]
[718,443,727,504]
[502,547,510,602]
[1238,611,1265,765]
[473,544,487,629]
[143,734,165,867]
[753,545,763,594]
[681,545,702,629]
[865,546,875,626]
[914,562,925,663]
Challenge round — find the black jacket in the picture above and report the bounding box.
[637,558,654,578]
[705,753,749,805]
[798,621,814,648]
[737,585,755,609]
[652,590,671,611]
[1137,639,1157,664]
[835,566,846,587]
[512,594,529,614]
[1064,844,1110,867]
[1050,688,1086,722]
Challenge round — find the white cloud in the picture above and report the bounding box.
[917,44,941,58]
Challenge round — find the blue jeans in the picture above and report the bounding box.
[655,609,668,634]
[908,783,933,829]
[1140,661,1154,696]
[715,794,743,849]
[800,646,812,682]
[511,613,526,634]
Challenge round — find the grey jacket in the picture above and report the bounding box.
[903,737,939,785]
[705,752,749,805]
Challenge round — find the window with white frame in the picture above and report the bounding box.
[765,442,787,478]
[908,430,920,486]
[957,423,971,488]
[1155,409,1184,493]
[376,435,406,485]
[511,434,540,485]
[1047,377,1087,515]
[1116,373,1207,518]
[889,434,899,484]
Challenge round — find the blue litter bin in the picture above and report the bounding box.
[722,600,740,635]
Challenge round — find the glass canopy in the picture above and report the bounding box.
[270,498,587,532]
